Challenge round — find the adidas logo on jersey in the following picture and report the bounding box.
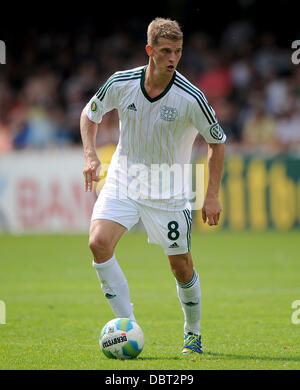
[127,103,137,111]
[169,242,179,248]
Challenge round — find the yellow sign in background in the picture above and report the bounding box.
[195,155,300,231]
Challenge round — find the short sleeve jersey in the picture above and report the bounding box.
[85,65,226,211]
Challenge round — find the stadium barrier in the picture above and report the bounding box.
[0,149,95,233]
[0,148,299,233]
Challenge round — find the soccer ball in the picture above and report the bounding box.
[99,318,144,359]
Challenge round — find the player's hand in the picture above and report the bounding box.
[83,156,101,192]
[202,195,222,226]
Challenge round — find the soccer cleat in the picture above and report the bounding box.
[182,332,203,355]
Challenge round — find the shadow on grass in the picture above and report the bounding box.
[136,351,300,363]
[137,356,182,361]
[205,351,300,363]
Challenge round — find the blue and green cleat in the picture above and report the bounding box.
[182,332,203,355]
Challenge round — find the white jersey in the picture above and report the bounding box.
[85,65,226,211]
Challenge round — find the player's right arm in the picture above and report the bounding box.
[80,109,101,192]
[80,74,119,192]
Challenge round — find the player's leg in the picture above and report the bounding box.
[89,218,126,263]
[167,251,193,283]
[89,196,140,321]
[168,252,201,336]
[140,205,202,353]
[168,251,202,353]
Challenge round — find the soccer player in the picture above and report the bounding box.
[80,18,226,355]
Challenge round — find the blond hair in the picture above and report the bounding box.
[147,17,183,47]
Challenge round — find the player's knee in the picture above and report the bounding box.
[173,265,192,283]
[89,234,113,260]
[169,253,193,283]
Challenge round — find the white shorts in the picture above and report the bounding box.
[91,193,192,256]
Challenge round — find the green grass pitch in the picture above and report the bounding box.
[0,230,300,370]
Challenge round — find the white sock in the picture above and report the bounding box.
[93,254,136,321]
[176,270,201,335]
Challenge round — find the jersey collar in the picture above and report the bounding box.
[140,65,176,103]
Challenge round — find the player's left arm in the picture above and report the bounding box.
[202,143,225,226]
[190,97,226,226]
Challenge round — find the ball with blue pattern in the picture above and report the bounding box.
[99,318,144,359]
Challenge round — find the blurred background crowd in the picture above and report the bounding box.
[0,0,300,157]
